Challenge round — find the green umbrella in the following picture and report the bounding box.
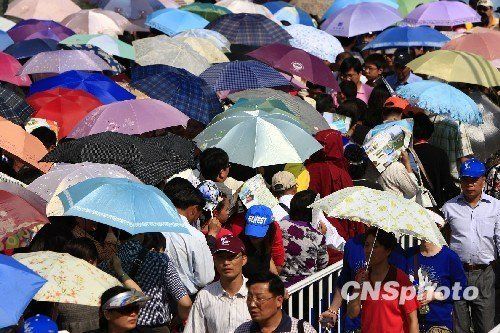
[60,34,135,60]
[397,0,436,17]
[180,3,232,22]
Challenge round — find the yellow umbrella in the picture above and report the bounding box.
[174,36,229,63]
[407,50,500,88]
[5,0,80,22]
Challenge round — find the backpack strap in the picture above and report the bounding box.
[298,319,305,333]
[279,202,290,214]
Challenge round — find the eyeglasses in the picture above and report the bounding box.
[363,65,378,71]
[113,305,141,315]
[247,295,275,305]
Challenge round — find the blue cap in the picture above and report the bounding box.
[245,205,274,238]
[19,314,58,333]
[459,158,486,178]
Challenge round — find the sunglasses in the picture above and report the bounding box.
[113,305,141,315]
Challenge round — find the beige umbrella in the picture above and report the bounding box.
[61,9,141,37]
[174,36,229,63]
[290,0,330,18]
[216,0,276,21]
[5,0,80,22]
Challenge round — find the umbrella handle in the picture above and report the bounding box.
[365,228,379,269]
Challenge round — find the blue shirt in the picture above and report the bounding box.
[442,193,500,265]
[386,72,422,90]
[405,245,467,331]
[337,234,407,332]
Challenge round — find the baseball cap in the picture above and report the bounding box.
[245,205,274,238]
[272,171,297,192]
[393,48,414,67]
[20,315,58,333]
[459,158,486,178]
[477,0,493,7]
[215,235,246,254]
[102,290,151,311]
[383,96,410,110]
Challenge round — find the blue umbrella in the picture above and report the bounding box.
[131,64,222,124]
[396,80,482,125]
[263,1,314,26]
[0,31,14,51]
[48,177,189,235]
[29,71,136,105]
[363,26,450,50]
[322,0,399,20]
[146,9,209,36]
[3,39,59,59]
[199,60,293,92]
[0,254,46,328]
[99,0,156,20]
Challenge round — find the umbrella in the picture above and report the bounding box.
[145,8,209,35]
[0,171,27,188]
[7,19,75,43]
[0,254,46,328]
[263,1,314,26]
[61,44,126,74]
[174,36,229,63]
[363,26,449,50]
[29,71,135,105]
[4,39,59,60]
[442,31,500,67]
[397,0,436,17]
[27,162,141,201]
[5,0,81,22]
[396,80,482,125]
[406,50,500,88]
[321,3,402,38]
[0,31,14,51]
[0,182,46,213]
[404,1,480,27]
[309,186,447,246]
[60,34,135,60]
[18,50,112,75]
[228,88,330,133]
[68,99,190,138]
[13,251,121,306]
[27,87,104,139]
[0,84,34,126]
[41,131,196,185]
[0,17,16,31]
[47,177,189,235]
[180,3,231,22]
[98,0,156,20]
[133,35,210,75]
[200,60,293,92]
[0,52,31,87]
[0,116,51,173]
[322,0,399,20]
[217,1,276,20]
[247,43,339,90]
[131,64,222,124]
[61,9,139,37]
[174,28,231,52]
[289,0,331,17]
[284,24,343,63]
[206,13,291,46]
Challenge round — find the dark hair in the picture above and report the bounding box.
[339,80,357,101]
[29,221,74,253]
[142,232,166,251]
[99,286,131,329]
[315,93,334,114]
[364,227,397,251]
[163,177,205,210]
[344,144,367,180]
[337,99,367,125]
[63,237,98,263]
[30,127,57,149]
[412,113,434,141]
[339,57,363,75]
[366,84,391,126]
[335,51,353,65]
[289,190,317,222]
[364,53,386,70]
[199,148,229,181]
[246,272,285,297]
[381,106,403,120]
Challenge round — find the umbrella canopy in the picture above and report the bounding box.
[0,84,34,126]
[4,39,59,60]
[218,1,275,20]
[27,88,104,139]
[60,34,135,60]
[13,251,121,306]
[5,0,81,22]
[284,24,343,63]
[289,0,331,17]
[363,26,449,50]
[0,17,16,31]
[0,116,51,172]
[407,50,500,88]
[200,60,293,92]
[0,182,46,213]
[396,80,482,125]
[173,28,231,52]
[180,3,231,22]
[0,53,31,87]
[0,31,14,51]
[0,254,46,328]
[68,99,190,138]
[146,8,209,35]
[7,19,75,43]
[442,31,500,67]
[174,36,229,63]
[321,3,402,38]
[397,0,436,17]
[263,1,314,26]
[309,186,447,246]
[28,162,141,201]
[60,44,126,74]
[98,0,156,20]
[247,43,339,90]
[61,9,138,37]
[404,1,480,27]
[131,64,222,124]
[29,71,135,105]
[47,177,189,235]
[206,13,291,46]
[322,0,399,20]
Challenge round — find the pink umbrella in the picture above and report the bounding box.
[5,0,81,22]
[18,50,112,75]
[442,31,500,67]
[68,99,190,138]
[0,52,31,87]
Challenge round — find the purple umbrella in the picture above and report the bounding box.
[7,19,75,42]
[404,1,480,27]
[67,99,190,138]
[321,3,402,38]
[18,50,112,75]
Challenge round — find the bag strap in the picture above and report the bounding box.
[279,202,290,214]
[413,250,420,285]
[129,247,149,280]
[298,319,305,333]
[409,147,435,192]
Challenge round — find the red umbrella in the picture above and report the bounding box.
[0,52,31,87]
[27,87,103,139]
[247,43,340,91]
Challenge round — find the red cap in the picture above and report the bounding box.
[215,235,246,254]
[383,96,410,111]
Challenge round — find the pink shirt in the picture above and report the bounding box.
[356,83,373,104]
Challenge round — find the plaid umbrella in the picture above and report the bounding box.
[0,84,34,126]
[130,64,222,124]
[199,60,293,92]
[41,132,196,185]
[4,39,60,60]
[206,13,291,46]
[61,44,126,74]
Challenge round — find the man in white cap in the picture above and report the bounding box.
[271,171,298,214]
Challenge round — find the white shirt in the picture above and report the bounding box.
[184,278,251,333]
[163,215,215,294]
[278,194,294,209]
